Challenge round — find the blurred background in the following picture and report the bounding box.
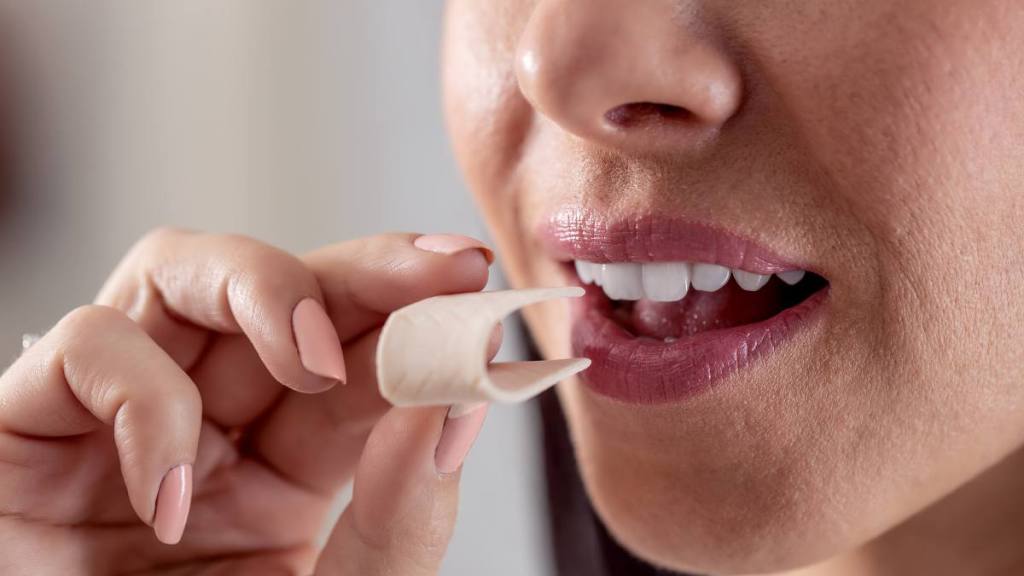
[0,2,551,574]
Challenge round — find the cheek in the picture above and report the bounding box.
[732,3,1024,498]
[778,4,1024,418]
[442,0,543,289]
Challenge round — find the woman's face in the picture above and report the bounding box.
[443,1,1024,573]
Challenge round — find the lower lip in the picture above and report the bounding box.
[570,283,830,404]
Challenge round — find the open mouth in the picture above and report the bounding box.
[539,209,831,403]
[573,260,827,341]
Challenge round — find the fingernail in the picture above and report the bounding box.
[435,404,488,474]
[154,464,193,545]
[414,234,495,264]
[292,298,347,385]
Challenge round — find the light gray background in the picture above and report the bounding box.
[0,2,552,574]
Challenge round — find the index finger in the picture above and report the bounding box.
[305,233,495,342]
[176,232,493,431]
[96,228,343,393]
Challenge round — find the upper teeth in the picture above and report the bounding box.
[574,260,807,302]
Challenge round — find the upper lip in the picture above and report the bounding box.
[537,207,807,275]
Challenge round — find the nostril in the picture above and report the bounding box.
[604,102,695,129]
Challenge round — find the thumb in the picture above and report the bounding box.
[314,404,488,576]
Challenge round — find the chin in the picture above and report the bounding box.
[559,371,862,576]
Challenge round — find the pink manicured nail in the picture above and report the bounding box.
[435,404,488,474]
[414,234,495,264]
[292,298,347,385]
[154,464,193,545]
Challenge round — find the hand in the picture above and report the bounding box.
[0,229,496,575]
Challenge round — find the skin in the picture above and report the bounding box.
[443,0,1024,574]
[0,230,496,575]
[3,1,1023,575]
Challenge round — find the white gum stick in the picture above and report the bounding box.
[376,287,591,416]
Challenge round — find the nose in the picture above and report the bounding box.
[516,0,743,154]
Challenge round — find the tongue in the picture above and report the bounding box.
[623,281,792,339]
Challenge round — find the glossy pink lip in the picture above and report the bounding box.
[539,208,802,274]
[538,208,829,404]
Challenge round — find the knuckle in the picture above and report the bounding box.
[115,227,192,280]
[218,233,294,270]
[165,374,203,417]
[56,305,133,337]
[344,504,452,571]
[229,244,316,302]
[53,306,139,371]
[134,226,188,256]
[95,228,190,308]
[343,510,393,557]
[50,307,138,408]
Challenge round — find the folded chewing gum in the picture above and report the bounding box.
[376,287,591,416]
